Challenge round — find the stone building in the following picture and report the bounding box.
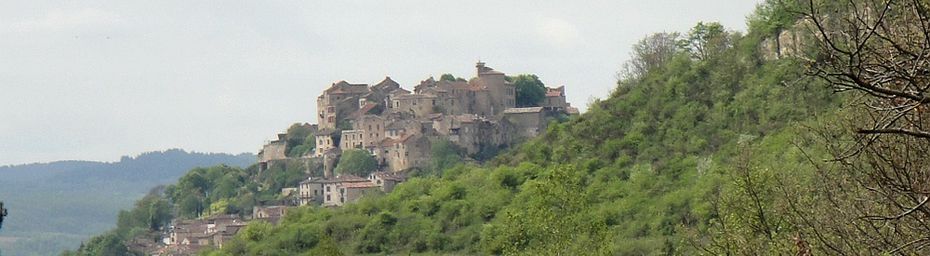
[257,133,287,171]
[380,134,431,172]
[317,175,380,207]
[542,86,569,109]
[317,81,370,129]
[252,206,288,224]
[502,107,550,139]
[368,171,407,192]
[314,129,340,157]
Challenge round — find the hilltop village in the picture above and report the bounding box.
[258,62,576,207]
[150,63,575,254]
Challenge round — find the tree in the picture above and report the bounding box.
[285,124,315,157]
[681,22,731,60]
[440,74,466,82]
[334,149,378,176]
[620,32,681,81]
[784,0,930,254]
[510,74,547,107]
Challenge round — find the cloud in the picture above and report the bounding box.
[536,18,582,48]
[4,8,121,33]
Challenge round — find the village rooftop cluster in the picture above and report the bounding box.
[259,62,575,207]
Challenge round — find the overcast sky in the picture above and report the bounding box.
[0,0,763,165]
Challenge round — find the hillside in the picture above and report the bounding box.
[0,150,254,256]
[57,0,930,254]
[88,2,842,255]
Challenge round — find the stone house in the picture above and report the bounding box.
[317,81,370,129]
[351,114,386,147]
[542,86,569,109]
[380,133,431,172]
[167,214,246,251]
[317,175,381,207]
[502,107,549,139]
[340,129,365,149]
[368,171,407,192]
[314,129,340,157]
[389,93,439,118]
[298,177,325,206]
[252,206,288,224]
[257,133,287,171]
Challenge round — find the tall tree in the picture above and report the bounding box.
[620,32,681,81]
[440,73,466,82]
[681,22,731,60]
[786,0,930,254]
[510,74,547,107]
[335,149,378,176]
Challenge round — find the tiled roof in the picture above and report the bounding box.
[373,77,399,88]
[546,86,565,97]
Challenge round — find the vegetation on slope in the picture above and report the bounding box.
[75,1,925,254]
[0,150,254,256]
[199,2,839,255]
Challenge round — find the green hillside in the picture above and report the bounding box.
[70,0,930,254]
[192,1,838,255]
[0,150,254,256]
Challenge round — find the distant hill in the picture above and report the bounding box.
[0,149,255,256]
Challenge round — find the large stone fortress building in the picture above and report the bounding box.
[261,62,575,178]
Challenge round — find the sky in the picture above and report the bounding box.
[0,0,763,166]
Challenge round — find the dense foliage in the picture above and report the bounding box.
[509,74,547,107]
[63,158,316,255]
[0,150,253,256]
[67,1,881,255]
[439,73,466,82]
[203,6,839,254]
[284,123,316,158]
[334,149,378,177]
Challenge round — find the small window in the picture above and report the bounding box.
[326,195,331,201]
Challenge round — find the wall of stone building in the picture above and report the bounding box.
[468,91,492,116]
[322,183,339,206]
[342,187,378,204]
[315,132,339,157]
[384,120,422,139]
[353,115,385,147]
[259,141,287,163]
[298,181,324,205]
[383,135,431,172]
[475,73,515,115]
[391,95,436,118]
[318,92,366,130]
[340,130,365,150]
[503,111,547,140]
[542,95,567,108]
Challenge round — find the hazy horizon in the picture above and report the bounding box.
[0,0,762,165]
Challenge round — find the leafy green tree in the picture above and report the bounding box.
[510,74,547,107]
[428,139,465,176]
[440,73,466,82]
[335,149,378,176]
[680,22,730,60]
[285,123,316,157]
